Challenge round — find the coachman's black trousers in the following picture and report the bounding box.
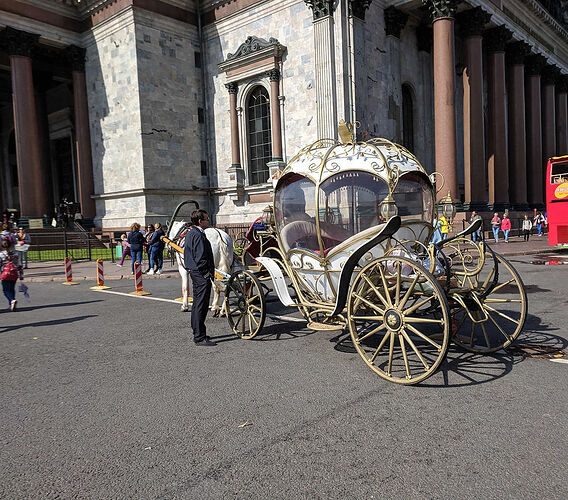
[190,270,211,342]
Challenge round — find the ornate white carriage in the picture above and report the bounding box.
[224,125,527,384]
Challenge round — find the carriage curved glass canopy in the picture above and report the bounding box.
[275,170,434,254]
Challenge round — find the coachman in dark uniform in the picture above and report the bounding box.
[184,209,217,346]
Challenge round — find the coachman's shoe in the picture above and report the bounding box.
[195,339,217,346]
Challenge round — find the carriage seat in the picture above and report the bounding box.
[280,219,352,252]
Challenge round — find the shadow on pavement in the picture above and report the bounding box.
[0,315,98,334]
[326,312,565,388]
[0,300,104,313]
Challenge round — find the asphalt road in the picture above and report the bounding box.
[1,254,567,499]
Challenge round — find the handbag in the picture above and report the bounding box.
[1,260,19,281]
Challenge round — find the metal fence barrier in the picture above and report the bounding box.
[22,231,116,262]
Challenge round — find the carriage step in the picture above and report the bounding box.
[307,321,344,331]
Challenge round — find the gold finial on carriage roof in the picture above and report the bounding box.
[338,120,356,144]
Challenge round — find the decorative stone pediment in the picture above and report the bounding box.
[219,36,286,82]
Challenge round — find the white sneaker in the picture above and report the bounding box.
[147,269,155,275]
[117,264,122,267]
[10,300,17,312]
[156,269,162,275]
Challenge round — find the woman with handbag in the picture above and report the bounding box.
[0,237,23,311]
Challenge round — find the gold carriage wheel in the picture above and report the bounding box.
[225,270,266,339]
[450,251,527,353]
[347,256,451,385]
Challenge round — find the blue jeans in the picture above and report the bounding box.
[471,230,481,242]
[492,226,500,242]
[536,223,543,235]
[131,250,143,273]
[149,247,163,271]
[2,279,16,304]
[21,251,28,267]
[503,229,510,242]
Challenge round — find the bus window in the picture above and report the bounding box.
[550,162,568,184]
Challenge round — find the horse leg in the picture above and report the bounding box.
[180,267,190,312]
[211,280,221,317]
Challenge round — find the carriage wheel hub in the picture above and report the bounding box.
[237,297,247,312]
[385,309,403,331]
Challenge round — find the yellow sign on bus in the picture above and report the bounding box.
[554,182,568,199]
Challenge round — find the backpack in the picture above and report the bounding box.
[1,260,18,281]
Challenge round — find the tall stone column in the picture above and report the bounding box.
[267,68,283,161]
[305,1,338,139]
[225,83,241,169]
[556,76,568,154]
[6,27,49,217]
[423,0,459,202]
[525,54,546,207]
[506,41,531,210]
[384,6,408,144]
[457,7,490,210]
[267,68,286,183]
[542,65,558,163]
[225,82,244,197]
[68,45,96,218]
[484,26,512,210]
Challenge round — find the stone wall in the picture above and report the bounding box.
[204,0,317,224]
[86,8,146,227]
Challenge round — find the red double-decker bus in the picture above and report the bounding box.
[546,155,568,247]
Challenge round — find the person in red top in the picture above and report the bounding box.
[491,212,501,243]
[501,213,511,243]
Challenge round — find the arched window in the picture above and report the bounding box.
[247,86,272,185]
[402,84,414,153]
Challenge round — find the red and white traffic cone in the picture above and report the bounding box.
[130,261,150,296]
[90,259,111,290]
[61,257,79,285]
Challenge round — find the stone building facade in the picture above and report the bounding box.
[0,0,567,227]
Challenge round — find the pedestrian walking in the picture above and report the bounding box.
[127,223,145,275]
[534,211,545,236]
[469,211,482,242]
[430,217,443,244]
[440,215,450,240]
[501,214,511,243]
[147,222,165,275]
[522,215,532,241]
[184,209,216,346]
[16,227,30,269]
[143,224,154,273]
[491,212,501,243]
[117,234,131,267]
[0,238,23,311]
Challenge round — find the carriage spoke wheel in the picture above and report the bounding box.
[225,270,266,339]
[347,256,451,385]
[451,252,527,353]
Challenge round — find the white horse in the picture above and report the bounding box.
[167,221,234,316]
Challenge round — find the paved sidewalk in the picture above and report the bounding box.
[20,233,563,283]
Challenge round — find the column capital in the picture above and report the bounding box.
[456,6,491,38]
[225,82,238,94]
[384,6,408,38]
[421,0,460,21]
[542,65,560,85]
[416,25,433,53]
[304,1,336,21]
[506,40,532,65]
[557,75,568,94]
[267,67,280,82]
[66,45,86,72]
[525,54,547,76]
[483,25,512,53]
[3,27,39,58]
[349,0,372,21]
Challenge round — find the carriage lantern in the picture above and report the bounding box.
[440,190,457,222]
[261,204,274,227]
[379,193,398,220]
